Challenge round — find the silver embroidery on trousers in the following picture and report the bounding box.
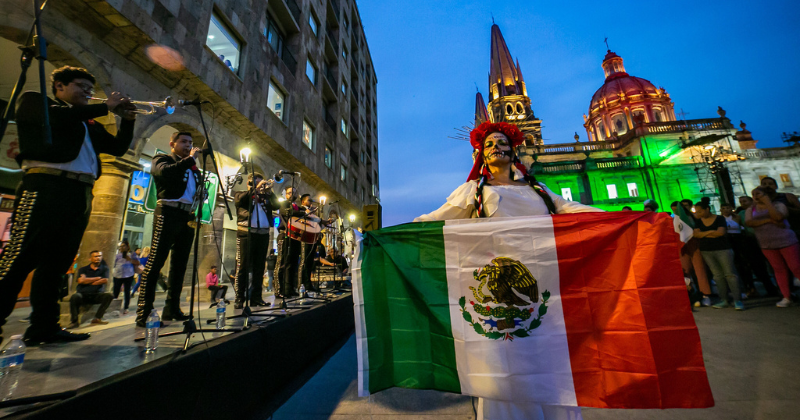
[0,191,38,280]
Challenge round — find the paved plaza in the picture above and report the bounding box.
[272,297,800,420]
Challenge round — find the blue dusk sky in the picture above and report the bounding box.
[357,0,800,227]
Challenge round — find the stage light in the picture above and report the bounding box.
[349,214,356,223]
[239,147,252,163]
[278,197,286,202]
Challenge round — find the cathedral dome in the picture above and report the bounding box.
[583,50,675,141]
[589,75,660,112]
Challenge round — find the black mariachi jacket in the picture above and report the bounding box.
[151,153,201,200]
[277,200,307,231]
[234,185,281,228]
[14,92,134,177]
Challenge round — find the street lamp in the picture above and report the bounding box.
[349,214,356,223]
[239,147,252,163]
[319,196,327,205]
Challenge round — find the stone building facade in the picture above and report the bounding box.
[0,0,379,285]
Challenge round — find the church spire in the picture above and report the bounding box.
[489,24,524,101]
[474,91,490,126]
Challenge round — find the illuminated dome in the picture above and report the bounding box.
[583,50,675,141]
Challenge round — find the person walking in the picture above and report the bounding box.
[112,240,139,315]
[745,187,800,307]
[130,246,150,297]
[693,201,744,310]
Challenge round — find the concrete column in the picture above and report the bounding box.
[76,153,142,286]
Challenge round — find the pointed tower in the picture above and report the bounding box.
[475,92,490,126]
[486,24,542,146]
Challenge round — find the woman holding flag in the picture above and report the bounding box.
[416,121,601,420]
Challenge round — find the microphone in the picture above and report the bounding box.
[278,170,301,176]
[178,99,210,107]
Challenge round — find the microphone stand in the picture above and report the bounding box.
[137,101,239,351]
[1,0,51,145]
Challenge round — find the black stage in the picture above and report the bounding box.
[1,292,354,420]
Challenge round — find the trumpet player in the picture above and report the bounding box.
[0,66,136,345]
[233,173,281,308]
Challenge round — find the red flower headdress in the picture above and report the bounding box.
[467,121,528,182]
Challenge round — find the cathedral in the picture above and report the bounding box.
[476,25,800,211]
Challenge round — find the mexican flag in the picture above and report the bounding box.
[352,211,713,409]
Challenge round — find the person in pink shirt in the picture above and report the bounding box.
[206,266,229,308]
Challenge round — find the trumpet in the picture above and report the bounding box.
[88,96,175,115]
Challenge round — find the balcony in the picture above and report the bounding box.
[350,150,359,167]
[281,47,297,75]
[587,157,643,170]
[350,114,360,134]
[329,0,340,21]
[324,108,336,131]
[742,145,800,159]
[526,140,620,156]
[324,62,337,89]
[285,0,301,23]
[326,26,339,55]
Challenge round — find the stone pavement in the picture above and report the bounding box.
[271,297,800,420]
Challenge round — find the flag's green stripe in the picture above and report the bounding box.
[360,221,460,394]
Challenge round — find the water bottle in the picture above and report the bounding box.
[299,284,306,296]
[215,299,226,329]
[0,335,26,401]
[145,309,160,353]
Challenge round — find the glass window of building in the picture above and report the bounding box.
[606,184,618,199]
[612,114,627,134]
[653,109,663,122]
[361,187,365,203]
[207,12,241,74]
[267,81,285,120]
[324,145,334,168]
[360,150,366,163]
[561,188,573,201]
[342,45,347,61]
[302,120,314,150]
[596,121,606,140]
[264,14,285,55]
[309,13,319,37]
[306,58,317,85]
[341,118,348,135]
[627,182,638,197]
[341,80,347,96]
[341,164,347,182]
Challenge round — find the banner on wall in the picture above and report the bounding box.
[129,171,151,205]
[143,171,219,224]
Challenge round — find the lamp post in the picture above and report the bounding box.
[239,147,252,164]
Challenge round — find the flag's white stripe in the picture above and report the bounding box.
[444,215,578,405]
[350,231,370,397]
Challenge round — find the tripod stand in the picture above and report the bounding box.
[136,101,240,351]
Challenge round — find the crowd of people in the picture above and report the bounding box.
[633,176,800,310]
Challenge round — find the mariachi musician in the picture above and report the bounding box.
[274,187,306,298]
[135,132,202,326]
[0,66,135,344]
[233,172,280,308]
[297,194,331,293]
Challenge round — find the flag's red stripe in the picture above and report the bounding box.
[552,212,714,409]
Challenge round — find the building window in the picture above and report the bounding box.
[781,174,794,187]
[341,118,348,135]
[360,150,366,163]
[340,164,347,182]
[607,184,618,199]
[627,182,639,198]
[516,103,524,114]
[353,176,358,193]
[612,114,627,135]
[302,120,314,150]
[264,14,285,56]
[308,13,319,37]
[341,80,347,96]
[361,187,365,202]
[207,12,241,74]
[343,15,349,32]
[342,45,348,61]
[596,121,606,140]
[561,188,573,201]
[324,145,333,168]
[632,110,646,124]
[653,109,663,122]
[306,58,317,85]
[267,81,285,120]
